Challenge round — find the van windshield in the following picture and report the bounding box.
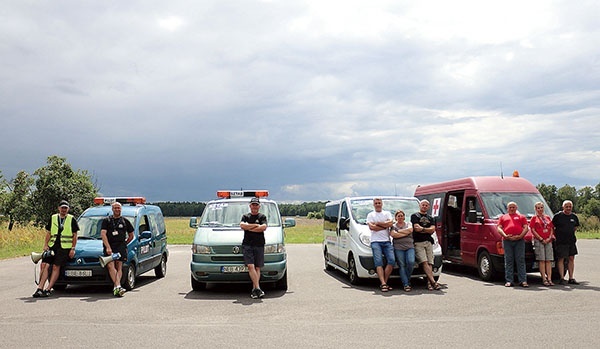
[200,202,282,227]
[480,193,553,219]
[350,198,420,224]
[77,216,135,239]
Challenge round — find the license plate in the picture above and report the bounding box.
[65,270,92,277]
[221,265,248,273]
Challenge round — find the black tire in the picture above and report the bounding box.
[324,248,334,271]
[191,275,206,291]
[348,254,361,285]
[478,251,496,281]
[275,271,288,291]
[121,263,136,290]
[154,254,167,278]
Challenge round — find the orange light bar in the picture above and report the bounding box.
[93,197,146,205]
[216,190,269,199]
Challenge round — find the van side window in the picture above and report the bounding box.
[324,204,339,231]
[465,197,481,223]
[139,215,150,233]
[341,202,349,221]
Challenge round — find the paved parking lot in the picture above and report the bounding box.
[1,241,599,348]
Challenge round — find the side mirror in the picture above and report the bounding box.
[284,218,296,228]
[189,217,198,228]
[339,217,349,230]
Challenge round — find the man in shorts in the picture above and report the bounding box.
[411,200,441,290]
[366,198,395,292]
[241,197,268,299]
[552,200,580,285]
[101,202,134,297]
[33,200,79,298]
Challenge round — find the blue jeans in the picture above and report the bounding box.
[503,239,527,284]
[371,241,395,268]
[394,248,415,287]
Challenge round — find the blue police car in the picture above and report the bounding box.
[53,197,169,290]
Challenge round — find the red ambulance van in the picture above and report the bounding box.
[414,175,552,280]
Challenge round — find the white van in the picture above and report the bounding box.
[323,196,442,284]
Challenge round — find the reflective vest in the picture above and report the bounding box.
[49,214,75,249]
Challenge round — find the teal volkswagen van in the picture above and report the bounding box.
[190,190,294,291]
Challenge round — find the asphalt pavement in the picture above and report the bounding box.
[1,241,599,348]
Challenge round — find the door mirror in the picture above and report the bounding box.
[339,217,349,230]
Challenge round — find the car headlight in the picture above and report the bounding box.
[264,243,285,254]
[359,233,371,247]
[192,244,212,254]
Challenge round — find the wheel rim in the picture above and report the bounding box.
[480,255,490,277]
[161,257,167,275]
[349,257,357,282]
[128,265,135,288]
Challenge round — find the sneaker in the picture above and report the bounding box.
[113,288,122,297]
[43,289,53,297]
[257,288,265,298]
[568,279,580,285]
[558,279,567,285]
[118,286,126,296]
[250,288,259,299]
[32,289,44,298]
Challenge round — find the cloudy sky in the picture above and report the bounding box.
[1,0,599,203]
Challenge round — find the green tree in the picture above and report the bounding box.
[537,183,560,213]
[583,198,600,218]
[29,156,98,227]
[557,184,578,211]
[5,171,35,229]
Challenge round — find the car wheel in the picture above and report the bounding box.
[348,254,360,285]
[478,251,496,281]
[191,275,206,291]
[324,248,334,271]
[154,254,167,278]
[121,263,136,290]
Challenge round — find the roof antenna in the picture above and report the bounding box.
[500,162,504,179]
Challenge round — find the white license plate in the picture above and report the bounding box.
[65,270,92,277]
[221,265,248,273]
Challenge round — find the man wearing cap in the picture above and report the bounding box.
[33,200,79,298]
[240,197,268,299]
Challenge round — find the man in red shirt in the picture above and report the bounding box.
[497,202,529,287]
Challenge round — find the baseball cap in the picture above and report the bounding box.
[59,200,70,208]
[250,197,260,204]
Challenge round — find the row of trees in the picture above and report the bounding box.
[1,156,599,228]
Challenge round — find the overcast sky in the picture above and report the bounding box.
[1,0,599,203]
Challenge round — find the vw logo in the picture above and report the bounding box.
[232,246,240,254]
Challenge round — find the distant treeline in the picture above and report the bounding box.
[152,201,327,217]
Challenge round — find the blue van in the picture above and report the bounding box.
[54,197,169,290]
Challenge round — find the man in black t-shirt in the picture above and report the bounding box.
[240,197,267,299]
[552,200,580,285]
[411,200,440,290]
[101,202,134,297]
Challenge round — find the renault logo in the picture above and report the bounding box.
[232,246,240,254]
[76,258,83,264]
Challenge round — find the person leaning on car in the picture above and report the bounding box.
[101,201,134,297]
[33,200,79,298]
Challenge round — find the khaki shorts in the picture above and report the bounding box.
[414,241,433,265]
[533,240,554,261]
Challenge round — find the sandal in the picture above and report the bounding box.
[432,282,442,290]
[380,284,390,292]
[543,280,550,286]
[547,280,555,286]
[504,282,513,287]
[403,285,412,292]
[519,282,529,288]
[427,282,433,291]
